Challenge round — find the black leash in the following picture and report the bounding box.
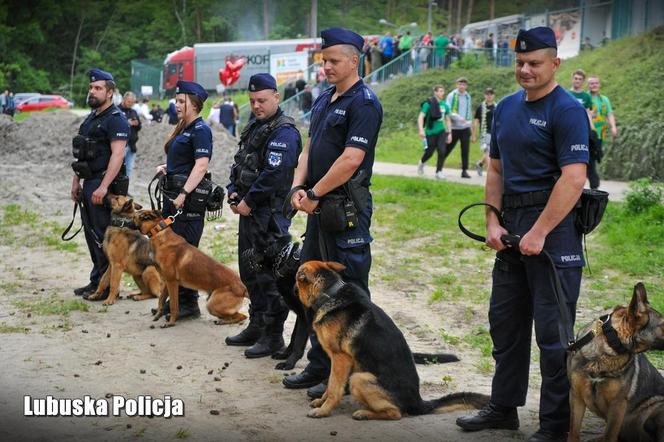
[61,194,103,249]
[458,202,575,349]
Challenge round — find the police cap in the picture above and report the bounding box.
[175,80,208,102]
[515,27,557,53]
[321,27,364,52]
[248,73,277,92]
[87,68,114,82]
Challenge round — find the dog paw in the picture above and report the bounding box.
[309,398,324,408]
[86,293,101,301]
[352,410,371,420]
[101,299,115,306]
[307,407,329,418]
[274,361,295,370]
[160,323,175,329]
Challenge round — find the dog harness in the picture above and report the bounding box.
[310,279,346,312]
[567,313,630,354]
[147,218,174,238]
[110,214,137,230]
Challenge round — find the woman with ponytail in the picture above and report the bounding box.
[154,80,212,320]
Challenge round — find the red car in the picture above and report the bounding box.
[16,95,73,112]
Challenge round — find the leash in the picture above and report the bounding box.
[61,194,103,249]
[567,312,630,354]
[458,202,575,349]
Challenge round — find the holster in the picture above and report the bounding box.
[109,174,129,196]
[71,161,93,180]
[575,189,609,234]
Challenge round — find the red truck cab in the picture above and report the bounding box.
[163,46,195,94]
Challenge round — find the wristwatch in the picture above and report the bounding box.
[180,188,189,196]
[306,189,320,201]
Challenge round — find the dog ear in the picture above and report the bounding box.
[628,282,650,329]
[133,202,143,210]
[324,261,346,273]
[123,199,133,212]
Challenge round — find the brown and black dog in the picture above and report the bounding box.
[133,209,248,327]
[295,260,489,420]
[568,282,664,442]
[87,195,163,306]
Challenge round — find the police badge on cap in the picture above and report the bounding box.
[87,68,114,82]
[248,73,277,92]
[175,80,208,102]
[320,27,364,52]
[515,27,557,53]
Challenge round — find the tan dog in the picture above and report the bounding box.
[87,195,163,306]
[567,282,664,442]
[133,209,248,327]
[296,260,488,420]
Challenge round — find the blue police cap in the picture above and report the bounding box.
[87,68,114,82]
[175,80,208,102]
[248,73,277,92]
[321,27,364,52]
[515,27,557,53]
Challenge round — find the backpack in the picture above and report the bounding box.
[422,97,442,129]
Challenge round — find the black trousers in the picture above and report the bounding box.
[82,177,110,286]
[420,131,448,172]
[301,206,372,377]
[587,139,601,189]
[237,208,289,321]
[163,198,204,303]
[444,127,471,171]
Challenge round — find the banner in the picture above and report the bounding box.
[549,9,582,59]
[269,52,308,86]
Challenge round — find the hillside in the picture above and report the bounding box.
[377,27,664,181]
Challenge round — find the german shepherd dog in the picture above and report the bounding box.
[295,260,489,420]
[568,282,664,442]
[87,195,163,306]
[133,209,248,327]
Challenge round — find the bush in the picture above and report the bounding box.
[625,178,664,214]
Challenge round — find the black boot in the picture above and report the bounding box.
[244,314,285,358]
[150,298,201,320]
[456,401,520,431]
[225,313,263,346]
[74,282,96,297]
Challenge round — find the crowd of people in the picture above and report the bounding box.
[1,89,16,117]
[65,24,617,441]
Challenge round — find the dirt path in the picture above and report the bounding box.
[0,111,608,441]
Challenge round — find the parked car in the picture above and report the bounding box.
[15,95,73,112]
[14,92,41,104]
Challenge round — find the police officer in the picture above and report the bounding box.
[154,80,212,319]
[71,68,129,299]
[456,28,588,442]
[225,73,301,358]
[282,28,383,399]
[118,91,141,183]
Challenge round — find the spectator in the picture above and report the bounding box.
[420,32,433,71]
[295,77,306,93]
[588,75,617,190]
[219,95,238,136]
[417,85,452,179]
[138,97,152,122]
[301,84,313,116]
[149,103,163,123]
[444,77,473,178]
[399,30,413,53]
[393,34,402,58]
[283,82,297,116]
[118,91,141,181]
[581,36,594,51]
[380,31,394,65]
[166,98,178,125]
[370,38,383,83]
[3,90,15,117]
[434,32,450,68]
[484,32,495,62]
[0,89,7,113]
[472,87,496,176]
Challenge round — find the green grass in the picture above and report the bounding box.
[0,323,29,333]
[13,294,89,316]
[0,204,78,252]
[175,428,190,439]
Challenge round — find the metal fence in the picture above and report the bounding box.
[130,59,162,99]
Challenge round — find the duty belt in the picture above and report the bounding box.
[502,190,551,209]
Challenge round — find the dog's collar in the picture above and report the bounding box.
[110,214,137,230]
[567,313,630,354]
[147,218,173,238]
[311,280,346,312]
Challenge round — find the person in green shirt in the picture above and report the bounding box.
[568,69,592,112]
[417,85,452,179]
[399,30,413,51]
[587,75,618,189]
[434,33,450,68]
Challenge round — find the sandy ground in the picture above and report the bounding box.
[0,111,608,441]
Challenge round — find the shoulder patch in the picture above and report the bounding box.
[269,140,288,149]
[268,151,283,167]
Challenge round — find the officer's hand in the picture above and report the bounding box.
[173,193,186,210]
[236,200,251,216]
[291,189,307,211]
[519,230,545,256]
[486,222,508,251]
[300,196,319,215]
[70,182,82,202]
[156,164,166,176]
[418,129,425,139]
[91,185,108,206]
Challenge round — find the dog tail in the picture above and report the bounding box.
[412,352,460,364]
[416,392,490,415]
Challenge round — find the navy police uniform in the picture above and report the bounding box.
[299,28,383,379]
[486,28,589,435]
[77,68,129,291]
[226,73,301,354]
[163,81,212,306]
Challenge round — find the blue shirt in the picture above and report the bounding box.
[78,104,129,175]
[219,103,235,126]
[308,80,383,188]
[380,36,394,57]
[490,85,589,194]
[166,117,213,175]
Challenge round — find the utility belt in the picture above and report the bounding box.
[501,188,608,235]
[162,172,224,218]
[71,160,129,196]
[317,170,370,233]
